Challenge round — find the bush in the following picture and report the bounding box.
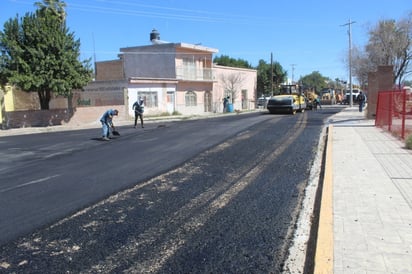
[406,134,412,150]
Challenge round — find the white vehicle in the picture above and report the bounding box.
[344,89,361,104]
[257,96,271,108]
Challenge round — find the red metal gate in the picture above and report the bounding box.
[375,88,412,139]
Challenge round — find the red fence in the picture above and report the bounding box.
[375,88,412,139]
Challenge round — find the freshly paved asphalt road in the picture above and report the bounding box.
[0,113,271,244]
[0,109,342,273]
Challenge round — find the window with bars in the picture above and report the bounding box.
[185,91,197,106]
[137,91,158,108]
[182,57,196,80]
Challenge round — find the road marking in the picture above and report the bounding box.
[0,174,60,193]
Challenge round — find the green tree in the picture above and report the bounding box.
[256,59,287,96]
[213,55,253,69]
[0,0,92,109]
[35,0,66,21]
[298,71,328,93]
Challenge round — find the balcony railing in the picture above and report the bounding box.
[175,67,213,81]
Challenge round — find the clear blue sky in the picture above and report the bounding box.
[1,0,411,83]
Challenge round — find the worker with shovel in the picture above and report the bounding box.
[100,109,119,141]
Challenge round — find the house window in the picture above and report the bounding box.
[137,91,158,108]
[185,91,197,106]
[183,57,196,80]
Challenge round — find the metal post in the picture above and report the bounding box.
[271,52,274,97]
[291,64,296,84]
[341,19,356,107]
[349,20,353,107]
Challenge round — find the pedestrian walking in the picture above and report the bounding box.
[358,91,366,112]
[100,109,118,140]
[133,97,145,128]
[315,97,322,109]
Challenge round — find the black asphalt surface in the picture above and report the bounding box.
[0,109,341,273]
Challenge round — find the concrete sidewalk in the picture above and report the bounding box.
[320,107,412,273]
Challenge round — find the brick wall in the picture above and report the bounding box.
[3,109,73,128]
[72,90,124,108]
[367,65,394,119]
[2,105,130,129]
[62,106,130,126]
[95,60,125,81]
[367,71,378,119]
[1,84,128,129]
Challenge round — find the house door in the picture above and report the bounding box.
[204,91,212,112]
[167,92,175,113]
[242,89,248,109]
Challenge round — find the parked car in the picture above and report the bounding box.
[343,89,361,104]
[267,94,307,115]
[257,96,271,108]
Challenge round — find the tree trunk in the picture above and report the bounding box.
[67,93,74,115]
[38,90,51,110]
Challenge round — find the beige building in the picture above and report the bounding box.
[90,30,257,117]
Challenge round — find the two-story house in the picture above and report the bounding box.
[86,29,257,117]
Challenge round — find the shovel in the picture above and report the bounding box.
[112,129,120,136]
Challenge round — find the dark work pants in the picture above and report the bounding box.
[134,112,144,127]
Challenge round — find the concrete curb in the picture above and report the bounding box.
[314,125,334,273]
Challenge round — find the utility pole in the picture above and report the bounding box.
[341,19,356,107]
[271,52,274,96]
[291,64,296,84]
